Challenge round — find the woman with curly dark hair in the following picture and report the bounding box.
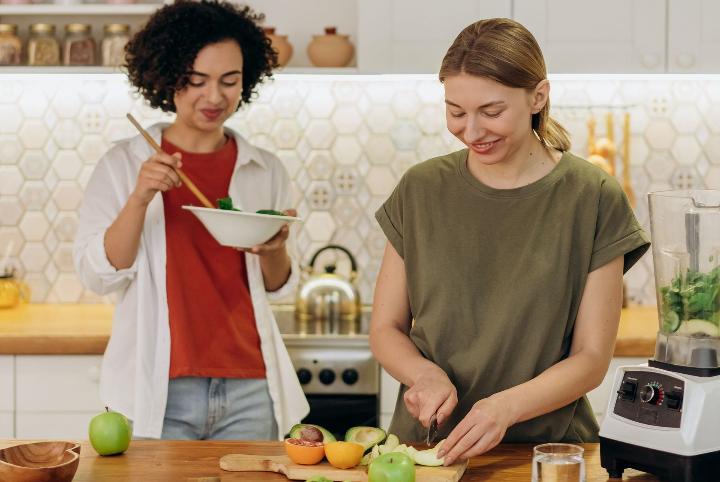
[74,0,308,440]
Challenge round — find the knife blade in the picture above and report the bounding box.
[425,413,438,446]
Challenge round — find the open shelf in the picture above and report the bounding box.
[0,4,160,15]
[0,66,360,75]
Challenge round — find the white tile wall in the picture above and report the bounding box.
[3,73,716,304]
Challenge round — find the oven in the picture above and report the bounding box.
[276,306,379,440]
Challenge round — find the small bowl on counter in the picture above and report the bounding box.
[0,441,81,482]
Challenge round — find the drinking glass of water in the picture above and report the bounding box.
[531,443,585,482]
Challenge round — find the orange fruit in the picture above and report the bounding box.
[323,441,364,469]
[284,438,325,465]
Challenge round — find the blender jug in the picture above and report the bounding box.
[650,190,720,372]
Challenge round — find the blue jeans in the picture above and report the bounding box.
[161,377,278,440]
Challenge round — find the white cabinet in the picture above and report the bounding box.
[587,357,646,423]
[668,0,720,73]
[380,368,401,431]
[15,355,104,439]
[359,0,511,73]
[514,0,666,73]
[0,413,12,439]
[0,356,13,438]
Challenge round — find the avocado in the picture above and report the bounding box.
[345,426,387,451]
[289,423,336,443]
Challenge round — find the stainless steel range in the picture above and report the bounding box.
[274,304,379,439]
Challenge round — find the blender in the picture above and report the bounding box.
[599,190,720,481]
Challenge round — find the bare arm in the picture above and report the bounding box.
[104,151,181,269]
[370,242,458,427]
[242,209,297,292]
[499,255,624,423]
[440,255,624,464]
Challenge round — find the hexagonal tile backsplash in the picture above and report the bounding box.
[1,74,716,305]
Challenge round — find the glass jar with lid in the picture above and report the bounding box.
[101,23,129,67]
[28,23,61,66]
[0,24,22,66]
[63,23,96,66]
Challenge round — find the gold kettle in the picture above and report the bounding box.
[295,244,361,324]
[0,270,31,309]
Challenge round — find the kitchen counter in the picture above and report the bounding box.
[0,304,659,356]
[0,440,659,481]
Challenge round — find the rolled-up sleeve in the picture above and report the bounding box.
[74,149,138,295]
[264,155,300,300]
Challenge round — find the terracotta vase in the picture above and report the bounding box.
[263,27,293,67]
[307,26,354,67]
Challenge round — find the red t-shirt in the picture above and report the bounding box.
[161,135,265,379]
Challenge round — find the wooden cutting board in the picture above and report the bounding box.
[219,453,468,481]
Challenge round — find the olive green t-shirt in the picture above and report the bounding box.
[375,149,650,443]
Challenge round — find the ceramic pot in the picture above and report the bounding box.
[307,26,354,67]
[264,27,293,67]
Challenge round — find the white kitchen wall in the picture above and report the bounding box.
[2,73,719,304]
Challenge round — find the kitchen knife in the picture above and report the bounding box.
[425,413,438,446]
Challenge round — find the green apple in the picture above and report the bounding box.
[368,452,416,482]
[89,407,132,456]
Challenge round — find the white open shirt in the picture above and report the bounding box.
[74,123,309,439]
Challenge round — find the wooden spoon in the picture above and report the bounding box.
[126,113,214,208]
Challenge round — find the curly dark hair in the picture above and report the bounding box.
[124,0,277,112]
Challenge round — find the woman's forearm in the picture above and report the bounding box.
[495,349,609,426]
[370,323,444,387]
[104,195,149,270]
[260,248,291,291]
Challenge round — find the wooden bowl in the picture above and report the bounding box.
[0,441,81,482]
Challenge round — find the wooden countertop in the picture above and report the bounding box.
[0,440,659,481]
[0,304,659,356]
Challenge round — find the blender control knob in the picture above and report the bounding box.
[342,368,359,385]
[640,384,660,404]
[319,369,336,385]
[296,368,312,385]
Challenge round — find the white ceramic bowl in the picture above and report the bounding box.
[182,206,300,248]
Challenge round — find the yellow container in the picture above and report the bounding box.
[0,274,31,308]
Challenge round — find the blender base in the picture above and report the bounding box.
[599,436,720,481]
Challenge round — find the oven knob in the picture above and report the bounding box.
[319,369,335,385]
[342,368,359,385]
[296,368,312,385]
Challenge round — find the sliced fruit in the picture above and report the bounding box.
[392,444,409,455]
[662,310,681,333]
[345,426,387,451]
[412,439,445,467]
[676,319,720,337]
[381,433,399,452]
[284,438,325,465]
[289,424,337,443]
[324,441,365,469]
[360,443,381,466]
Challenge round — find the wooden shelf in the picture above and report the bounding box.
[0,3,160,15]
[0,66,360,75]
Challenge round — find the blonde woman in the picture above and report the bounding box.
[370,18,648,464]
